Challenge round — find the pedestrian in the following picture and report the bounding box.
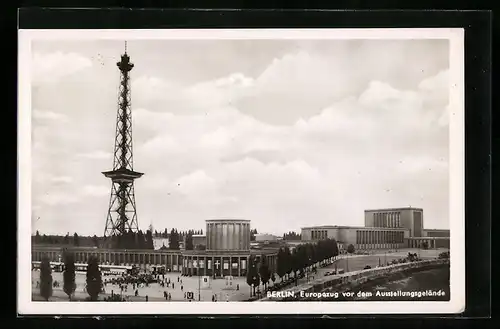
[212,295,215,302]
[146,295,148,302]
[135,289,138,297]
[184,292,186,299]
[172,283,175,289]
[181,285,183,291]
[177,277,179,283]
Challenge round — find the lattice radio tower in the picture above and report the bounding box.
[103,42,144,242]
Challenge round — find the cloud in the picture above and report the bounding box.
[38,193,78,206]
[50,176,73,184]
[32,51,92,85]
[82,185,110,197]
[419,69,449,91]
[76,150,112,160]
[174,170,218,198]
[32,109,68,122]
[30,40,451,235]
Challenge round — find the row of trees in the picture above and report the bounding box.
[246,238,340,297]
[153,229,204,239]
[33,231,101,247]
[250,229,258,241]
[36,226,262,250]
[34,227,205,250]
[38,253,102,301]
[109,230,155,250]
[282,231,301,241]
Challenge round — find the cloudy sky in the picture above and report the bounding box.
[30,38,450,236]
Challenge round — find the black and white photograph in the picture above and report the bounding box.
[18,28,465,314]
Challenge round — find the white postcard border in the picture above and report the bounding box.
[18,28,465,315]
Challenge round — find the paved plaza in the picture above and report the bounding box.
[32,270,258,302]
[31,248,447,302]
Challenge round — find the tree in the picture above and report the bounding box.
[259,255,271,290]
[35,230,41,244]
[291,248,301,286]
[40,256,53,301]
[169,229,180,250]
[86,256,102,301]
[73,233,80,247]
[284,246,293,280]
[347,244,355,254]
[137,230,145,249]
[63,252,76,300]
[163,228,168,238]
[250,229,258,241]
[92,235,99,248]
[145,230,154,249]
[185,234,194,250]
[283,231,301,241]
[276,248,286,281]
[246,255,260,297]
[62,233,69,245]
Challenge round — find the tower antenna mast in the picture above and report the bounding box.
[102,43,143,248]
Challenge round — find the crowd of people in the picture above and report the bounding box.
[101,270,190,302]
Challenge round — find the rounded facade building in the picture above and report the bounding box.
[206,219,251,251]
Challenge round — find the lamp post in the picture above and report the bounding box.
[306,257,311,282]
[196,261,201,301]
[346,252,349,272]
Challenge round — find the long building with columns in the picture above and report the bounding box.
[301,207,450,250]
[32,219,277,277]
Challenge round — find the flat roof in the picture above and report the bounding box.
[301,225,409,231]
[406,237,450,240]
[364,207,423,212]
[32,245,183,254]
[423,228,450,232]
[182,249,277,256]
[205,219,250,222]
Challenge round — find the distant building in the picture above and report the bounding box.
[422,229,450,238]
[153,237,169,250]
[32,219,278,278]
[192,234,206,248]
[255,233,279,242]
[301,207,450,250]
[182,219,277,277]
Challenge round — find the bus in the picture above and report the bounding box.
[32,261,134,275]
[32,261,64,272]
[151,265,166,275]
